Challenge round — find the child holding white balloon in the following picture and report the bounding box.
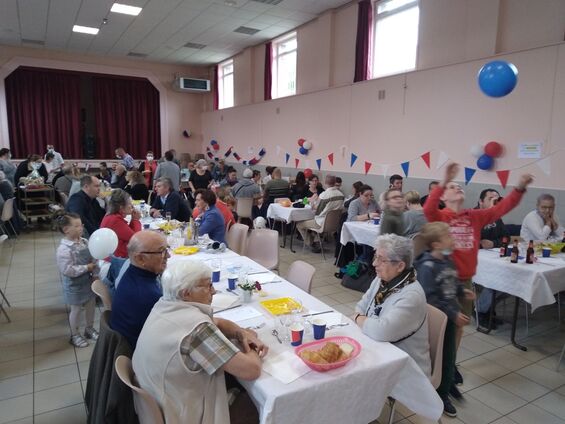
[56,212,100,348]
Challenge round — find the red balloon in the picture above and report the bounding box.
[484,141,503,158]
[304,168,313,179]
[298,138,305,147]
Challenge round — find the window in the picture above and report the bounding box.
[272,33,297,99]
[372,0,419,78]
[218,59,234,109]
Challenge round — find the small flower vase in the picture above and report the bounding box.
[241,290,253,303]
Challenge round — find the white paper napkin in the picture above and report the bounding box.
[214,306,263,323]
[211,293,240,311]
[262,350,311,384]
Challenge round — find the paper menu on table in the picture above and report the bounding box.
[211,293,240,311]
[214,306,263,323]
[262,350,311,384]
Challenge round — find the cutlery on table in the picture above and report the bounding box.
[327,323,350,330]
[271,329,283,344]
[226,288,239,296]
[246,323,266,330]
[302,310,334,318]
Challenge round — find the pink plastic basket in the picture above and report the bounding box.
[295,336,362,372]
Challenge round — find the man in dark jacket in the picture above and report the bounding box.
[66,175,106,237]
[150,177,190,221]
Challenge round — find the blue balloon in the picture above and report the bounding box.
[299,146,308,155]
[478,61,518,98]
[477,154,494,170]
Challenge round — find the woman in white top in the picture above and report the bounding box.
[354,234,431,377]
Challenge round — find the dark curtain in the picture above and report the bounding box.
[213,65,219,110]
[264,42,272,101]
[354,0,373,83]
[5,67,82,158]
[92,76,161,159]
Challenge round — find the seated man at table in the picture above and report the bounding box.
[296,174,344,253]
[66,175,105,237]
[133,260,267,424]
[232,168,261,200]
[111,231,169,349]
[521,194,564,241]
[354,234,431,377]
[150,177,190,222]
[475,189,508,328]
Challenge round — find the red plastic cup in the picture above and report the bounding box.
[290,323,304,346]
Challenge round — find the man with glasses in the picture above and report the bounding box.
[111,231,170,349]
[521,194,564,241]
[424,162,533,391]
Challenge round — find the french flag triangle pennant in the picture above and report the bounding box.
[295,158,300,168]
[464,167,476,185]
[328,153,334,165]
[364,161,372,175]
[285,153,290,164]
[496,170,510,189]
[421,151,431,169]
[350,153,358,167]
[536,156,551,176]
[316,159,322,170]
[401,161,410,177]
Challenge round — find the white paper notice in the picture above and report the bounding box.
[262,350,311,384]
[211,293,240,311]
[214,306,263,323]
[518,143,542,159]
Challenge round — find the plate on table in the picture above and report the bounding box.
[260,297,303,315]
[295,336,361,372]
[172,246,199,255]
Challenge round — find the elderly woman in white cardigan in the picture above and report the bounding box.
[132,260,268,424]
[353,234,431,377]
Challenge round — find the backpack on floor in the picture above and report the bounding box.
[340,261,375,293]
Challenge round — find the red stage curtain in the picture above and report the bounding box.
[264,42,272,101]
[5,67,82,158]
[354,0,373,83]
[92,76,161,159]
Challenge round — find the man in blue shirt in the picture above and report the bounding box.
[111,231,170,349]
[115,147,135,170]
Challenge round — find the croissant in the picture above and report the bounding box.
[300,342,351,364]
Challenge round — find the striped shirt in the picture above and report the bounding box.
[181,322,239,375]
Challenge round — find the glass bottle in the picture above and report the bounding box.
[510,240,519,263]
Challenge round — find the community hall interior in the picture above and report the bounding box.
[2,0,565,423]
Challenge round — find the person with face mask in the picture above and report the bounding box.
[0,148,17,185]
[139,150,158,188]
[14,154,48,184]
[45,145,65,171]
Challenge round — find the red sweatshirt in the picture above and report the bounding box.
[423,186,524,279]
[100,213,142,258]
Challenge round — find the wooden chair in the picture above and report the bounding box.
[387,304,447,423]
[286,260,316,294]
[91,279,112,311]
[246,229,279,272]
[115,355,165,424]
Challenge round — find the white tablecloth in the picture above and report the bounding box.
[340,221,381,247]
[168,249,442,423]
[267,203,315,223]
[475,249,565,311]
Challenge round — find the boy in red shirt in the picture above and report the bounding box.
[424,163,533,389]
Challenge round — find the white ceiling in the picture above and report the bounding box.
[0,0,352,66]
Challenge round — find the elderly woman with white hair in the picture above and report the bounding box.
[133,260,268,424]
[353,234,431,377]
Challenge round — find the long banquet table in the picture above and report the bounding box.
[168,246,442,424]
[475,249,565,350]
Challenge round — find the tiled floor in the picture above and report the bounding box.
[2,229,565,423]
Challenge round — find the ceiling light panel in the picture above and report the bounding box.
[110,3,143,16]
[72,25,99,35]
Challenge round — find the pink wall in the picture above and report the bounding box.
[0,45,207,158]
[202,43,565,191]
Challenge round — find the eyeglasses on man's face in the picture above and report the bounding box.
[139,247,169,257]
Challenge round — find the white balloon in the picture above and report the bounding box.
[303,141,313,150]
[253,217,267,229]
[88,228,119,260]
[470,144,484,158]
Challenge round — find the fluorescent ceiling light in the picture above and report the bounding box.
[72,25,99,35]
[110,3,142,16]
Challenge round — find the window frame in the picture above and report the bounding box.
[372,0,420,79]
[218,59,234,109]
[271,32,297,99]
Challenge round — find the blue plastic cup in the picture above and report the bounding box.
[143,223,150,230]
[228,275,237,290]
[373,218,380,225]
[312,318,326,340]
[542,248,551,258]
[212,269,221,283]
